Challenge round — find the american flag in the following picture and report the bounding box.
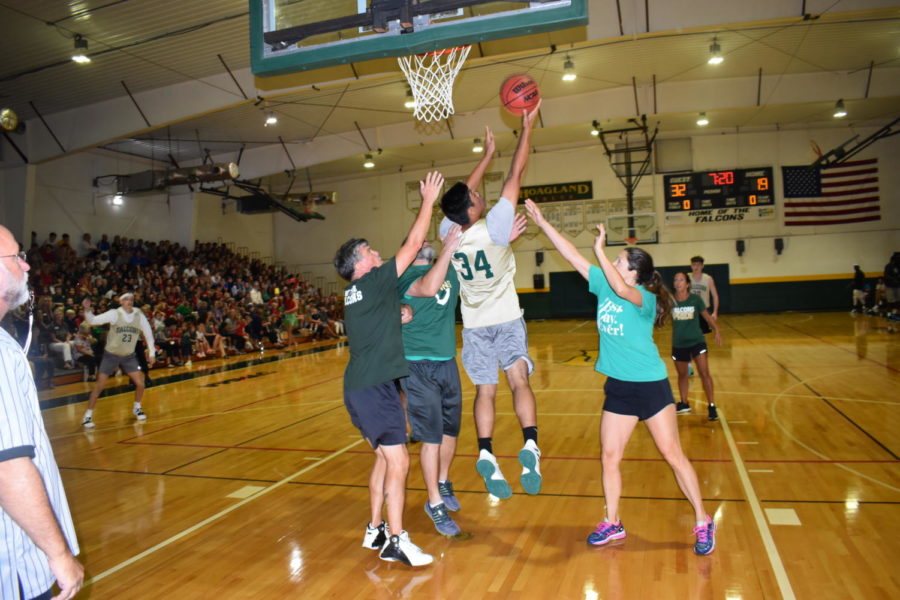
[781,158,880,226]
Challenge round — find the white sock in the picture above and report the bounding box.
[133,402,141,410]
[84,409,93,418]
[697,519,707,527]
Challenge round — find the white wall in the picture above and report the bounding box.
[193,192,275,261]
[275,125,900,289]
[25,151,194,248]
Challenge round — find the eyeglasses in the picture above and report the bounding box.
[0,251,27,262]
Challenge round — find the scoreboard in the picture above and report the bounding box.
[664,167,774,211]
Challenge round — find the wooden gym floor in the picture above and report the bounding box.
[39,312,899,599]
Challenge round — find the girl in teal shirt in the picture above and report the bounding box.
[525,200,716,556]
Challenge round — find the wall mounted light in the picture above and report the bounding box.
[697,112,709,126]
[112,193,124,206]
[472,138,484,153]
[833,99,847,118]
[363,153,375,168]
[708,37,723,65]
[404,88,416,109]
[264,111,278,126]
[590,119,600,136]
[562,55,577,82]
[72,34,91,64]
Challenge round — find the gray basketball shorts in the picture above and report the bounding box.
[400,359,462,444]
[461,317,534,385]
[98,351,142,376]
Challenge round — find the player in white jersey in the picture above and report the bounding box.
[689,256,719,335]
[438,101,543,498]
[81,292,155,428]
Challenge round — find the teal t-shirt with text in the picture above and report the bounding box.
[588,264,667,382]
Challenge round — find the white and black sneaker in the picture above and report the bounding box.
[133,406,148,422]
[82,414,95,429]
[362,521,388,550]
[379,531,433,566]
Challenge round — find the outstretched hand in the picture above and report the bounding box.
[509,212,528,243]
[521,98,542,130]
[594,224,607,253]
[483,126,496,156]
[442,224,463,253]
[419,171,444,206]
[524,199,545,227]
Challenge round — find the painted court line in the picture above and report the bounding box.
[719,408,796,600]
[84,438,365,588]
[748,469,774,473]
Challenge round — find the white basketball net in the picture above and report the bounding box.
[398,45,471,122]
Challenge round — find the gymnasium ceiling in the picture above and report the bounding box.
[1,1,899,182]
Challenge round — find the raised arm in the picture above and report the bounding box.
[81,298,116,326]
[525,199,591,280]
[500,99,542,208]
[593,224,644,307]
[406,225,462,298]
[465,126,495,191]
[396,171,443,276]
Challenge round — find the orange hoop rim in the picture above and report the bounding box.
[420,44,471,58]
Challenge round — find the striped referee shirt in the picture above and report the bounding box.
[0,327,80,599]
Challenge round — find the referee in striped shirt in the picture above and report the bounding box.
[0,225,83,600]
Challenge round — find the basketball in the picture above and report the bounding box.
[500,74,540,116]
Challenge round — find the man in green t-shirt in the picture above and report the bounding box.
[333,171,460,567]
[397,239,463,536]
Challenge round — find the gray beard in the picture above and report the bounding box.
[416,246,437,263]
[0,262,29,308]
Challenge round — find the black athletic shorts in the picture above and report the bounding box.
[603,376,674,421]
[671,342,708,363]
[344,380,407,449]
[400,359,462,444]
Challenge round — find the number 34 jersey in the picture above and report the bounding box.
[452,218,521,328]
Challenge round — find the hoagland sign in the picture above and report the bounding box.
[519,181,593,203]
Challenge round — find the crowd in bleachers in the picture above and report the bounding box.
[0,232,344,389]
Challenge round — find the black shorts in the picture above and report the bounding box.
[344,380,407,449]
[671,342,708,363]
[603,376,674,421]
[400,359,462,444]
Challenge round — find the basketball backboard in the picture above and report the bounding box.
[251,0,588,77]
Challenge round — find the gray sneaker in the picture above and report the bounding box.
[424,502,460,536]
[437,480,460,512]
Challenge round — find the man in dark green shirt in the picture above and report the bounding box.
[333,171,456,568]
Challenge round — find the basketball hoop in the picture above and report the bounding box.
[398,45,471,122]
[625,237,638,246]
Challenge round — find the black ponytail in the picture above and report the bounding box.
[625,248,673,328]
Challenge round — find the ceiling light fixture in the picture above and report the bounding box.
[472,138,484,153]
[562,55,577,82]
[697,112,709,126]
[363,153,375,168]
[404,88,416,109]
[112,193,124,206]
[264,111,278,126]
[833,99,847,118]
[71,34,91,64]
[590,120,600,136]
[707,37,723,65]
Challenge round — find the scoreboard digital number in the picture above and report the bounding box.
[664,167,774,211]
